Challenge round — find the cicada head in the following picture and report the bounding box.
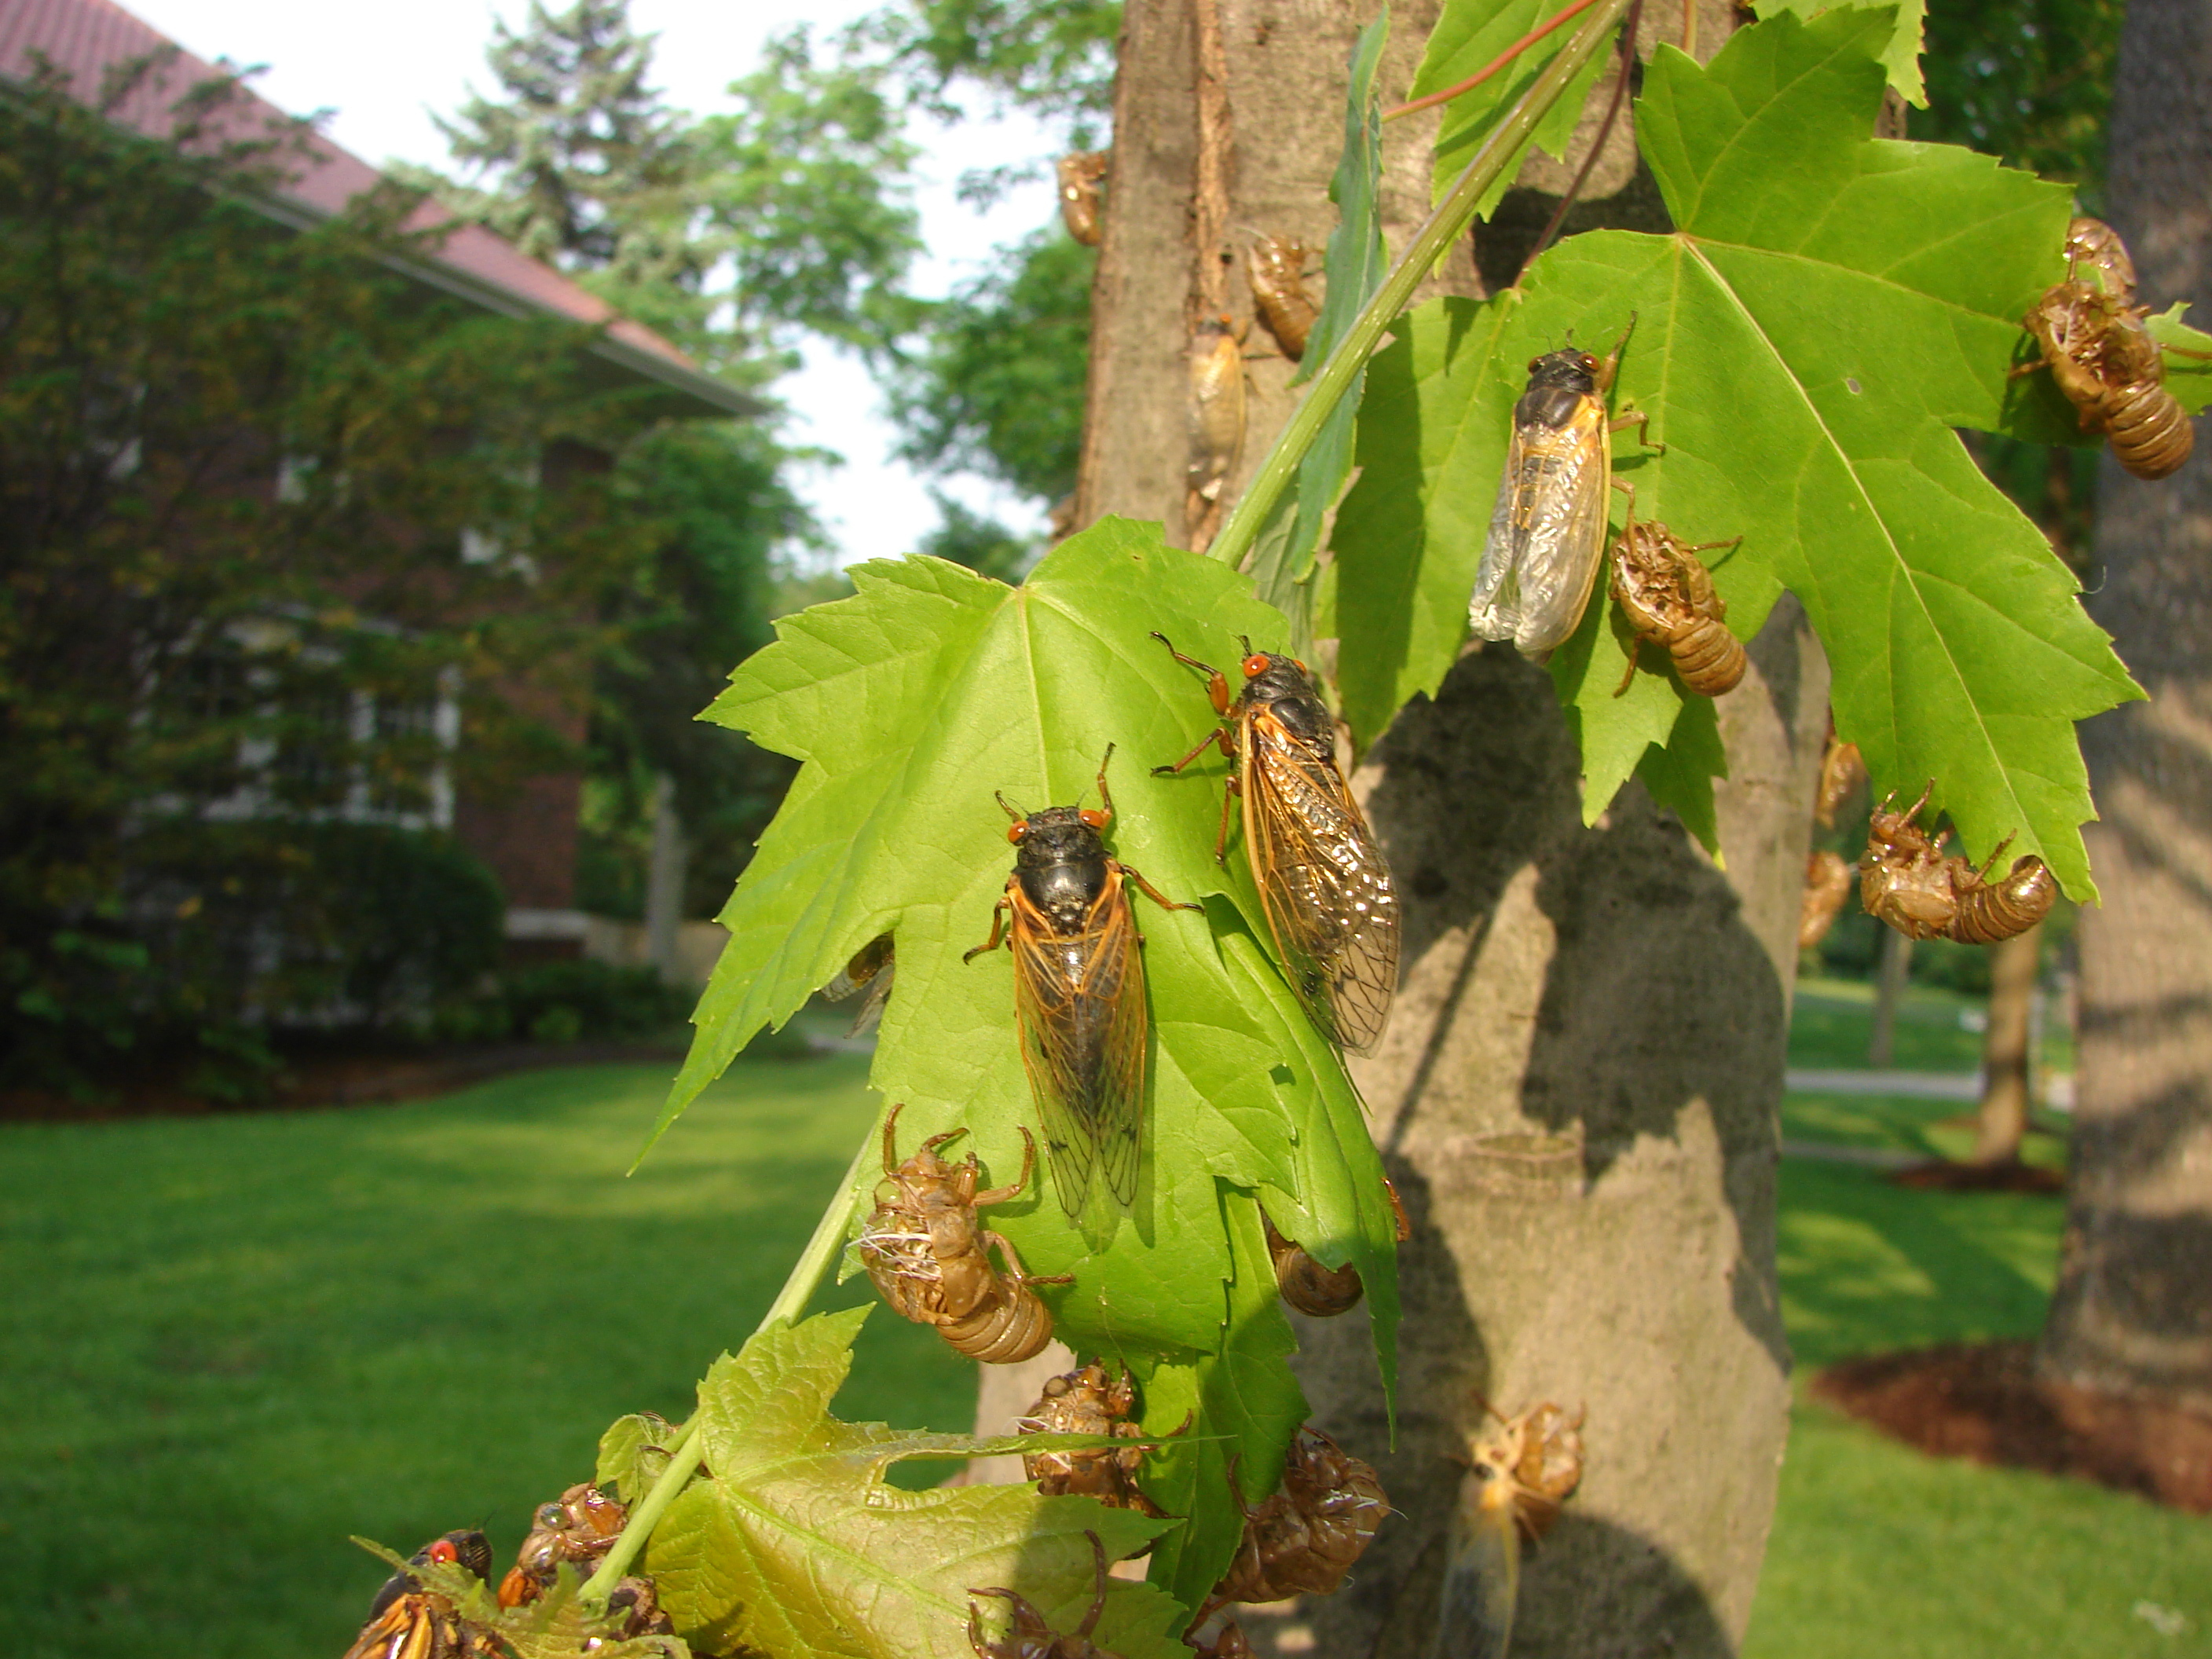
[1523,346,1602,397]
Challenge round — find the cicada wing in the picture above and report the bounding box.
[1430,1492,1521,1659]
[1243,712,1400,1055]
[822,937,895,1035]
[1009,878,1146,1216]
[1471,403,1612,657]
[1470,422,1536,643]
[341,1597,438,1659]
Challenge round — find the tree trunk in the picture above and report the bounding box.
[2038,0,2212,1413]
[1868,925,1910,1067]
[993,3,1811,1650]
[1970,925,2039,1166]
[645,771,689,986]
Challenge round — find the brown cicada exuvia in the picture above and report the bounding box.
[857,1103,1071,1364]
[1199,1427,1388,1621]
[496,1483,624,1609]
[1057,152,1108,247]
[1609,515,1745,698]
[1152,637,1398,1054]
[969,1531,1124,1659]
[1861,783,2056,945]
[1020,1360,1162,1516]
[1263,1177,1410,1318]
[1247,234,1318,361]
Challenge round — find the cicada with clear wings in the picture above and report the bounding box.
[965,747,1196,1219]
[1470,324,1656,657]
[1152,635,1398,1054]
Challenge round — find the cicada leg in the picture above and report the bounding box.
[1119,863,1203,916]
[963,893,1014,963]
[974,1126,1038,1207]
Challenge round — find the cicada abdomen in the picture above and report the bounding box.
[1264,1177,1410,1318]
[1152,635,1399,1053]
[1247,234,1318,361]
[1608,517,1745,698]
[965,748,1198,1220]
[1470,323,1657,658]
[1949,838,2058,946]
[855,1104,1071,1364]
[1057,152,1108,247]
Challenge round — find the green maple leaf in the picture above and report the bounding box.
[642,1309,1185,1659]
[351,1545,690,1658]
[1750,0,1928,104]
[651,520,1401,1608]
[1332,7,2144,895]
[1409,0,1614,217]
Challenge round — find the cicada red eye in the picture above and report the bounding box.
[1527,356,1543,372]
[1580,352,1600,373]
[1242,653,1270,678]
[1291,657,1309,676]
[427,1539,460,1564]
[1007,822,1027,844]
[1079,808,1110,830]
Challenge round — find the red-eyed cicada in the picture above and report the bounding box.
[343,1531,495,1659]
[1470,324,1658,657]
[965,746,1198,1218]
[1152,636,1398,1054]
[1434,1400,1586,1659]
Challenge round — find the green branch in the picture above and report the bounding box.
[1208,0,1632,574]
[580,1130,876,1601]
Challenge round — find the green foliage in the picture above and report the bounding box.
[1408,0,1615,216]
[643,1309,1182,1659]
[1333,9,2141,893]
[1912,0,2123,194]
[360,1544,690,1657]
[889,229,1094,507]
[914,494,1039,584]
[861,0,1124,126]
[0,60,671,1093]
[1751,0,1928,104]
[1247,12,1392,653]
[657,523,1401,1611]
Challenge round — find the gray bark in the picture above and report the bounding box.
[2038,0,2212,1412]
[995,3,1814,1650]
[1971,926,2039,1166]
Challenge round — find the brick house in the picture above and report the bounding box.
[0,0,756,963]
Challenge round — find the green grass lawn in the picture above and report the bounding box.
[0,1054,974,1659]
[6,1038,2206,1658]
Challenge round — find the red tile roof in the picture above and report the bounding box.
[0,0,756,416]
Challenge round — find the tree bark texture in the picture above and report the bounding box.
[2039,0,2212,1413]
[990,5,1815,1650]
[1971,925,2039,1166]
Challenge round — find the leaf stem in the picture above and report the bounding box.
[578,1132,877,1601]
[1382,0,1608,121]
[1210,0,1632,573]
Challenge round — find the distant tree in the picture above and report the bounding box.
[0,58,659,1093]
[914,492,1036,584]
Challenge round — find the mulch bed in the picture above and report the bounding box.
[0,1039,687,1123]
[1890,1158,2066,1194]
[1814,1341,2212,1511]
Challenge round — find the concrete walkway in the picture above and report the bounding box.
[1785,1068,2075,1108]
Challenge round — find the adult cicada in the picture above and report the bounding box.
[966,747,1197,1218]
[342,1530,495,1659]
[822,933,895,1035]
[1152,635,1398,1053]
[1434,1400,1587,1659]
[1470,324,1657,657]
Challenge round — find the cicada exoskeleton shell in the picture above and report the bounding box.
[1020,1360,1162,1515]
[1152,637,1399,1054]
[1860,784,2055,946]
[1798,848,1855,950]
[1608,516,1745,698]
[965,749,1196,1221]
[1202,1427,1388,1617]
[1815,723,1867,827]
[1247,234,1318,360]
[1263,1177,1410,1318]
[1057,152,1108,247]
[856,1104,1070,1364]
[498,1484,624,1608]
[1470,323,1657,657]
[968,1532,1120,1659]
[1434,1400,1588,1659]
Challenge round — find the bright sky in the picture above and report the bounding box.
[121,0,1060,568]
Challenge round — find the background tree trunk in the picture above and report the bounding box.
[2038,0,2212,1413]
[987,4,1815,1650]
[1970,925,2039,1166]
